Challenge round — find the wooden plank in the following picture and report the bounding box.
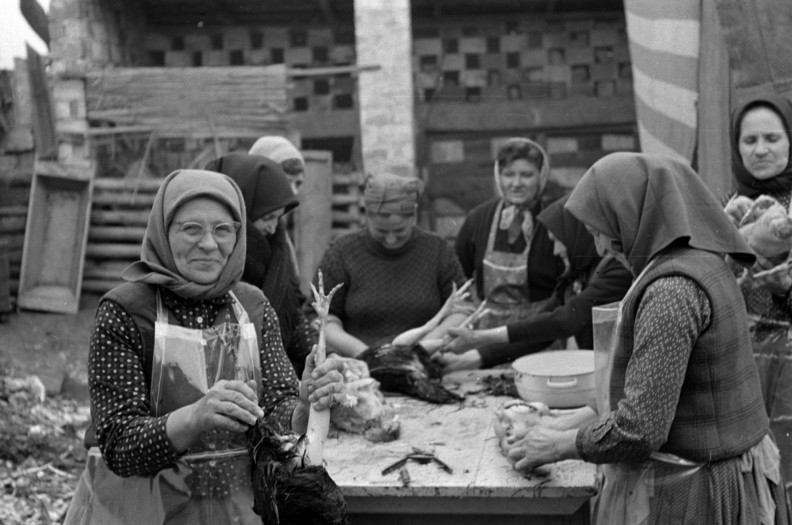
[20,0,50,46]
[26,46,57,160]
[697,0,733,199]
[714,0,792,93]
[17,166,95,314]
[0,239,10,312]
[93,178,162,192]
[84,65,289,138]
[84,243,140,259]
[90,209,151,225]
[295,150,333,294]
[324,370,597,513]
[87,226,146,242]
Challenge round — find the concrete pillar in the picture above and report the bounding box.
[354,0,416,177]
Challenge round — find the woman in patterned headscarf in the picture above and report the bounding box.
[454,138,566,332]
[64,169,346,525]
[438,194,632,371]
[504,153,788,524]
[315,172,467,358]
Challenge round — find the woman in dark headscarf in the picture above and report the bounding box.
[206,153,315,376]
[437,194,632,370]
[316,172,467,358]
[64,169,346,525]
[503,153,788,524]
[726,95,792,498]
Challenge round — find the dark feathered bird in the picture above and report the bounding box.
[247,418,347,525]
[357,342,463,404]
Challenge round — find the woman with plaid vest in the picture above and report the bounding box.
[502,153,789,524]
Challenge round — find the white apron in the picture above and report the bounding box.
[64,291,262,525]
[478,200,556,329]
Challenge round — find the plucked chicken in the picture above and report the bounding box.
[492,400,550,454]
[329,355,401,442]
[738,195,792,258]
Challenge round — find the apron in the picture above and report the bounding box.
[64,291,262,525]
[478,201,557,329]
[591,260,781,524]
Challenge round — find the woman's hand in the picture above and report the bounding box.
[724,195,754,227]
[166,379,263,452]
[432,349,483,373]
[444,326,479,353]
[504,426,579,473]
[751,258,792,296]
[300,345,347,411]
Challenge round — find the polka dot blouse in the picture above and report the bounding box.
[576,275,711,462]
[88,287,299,477]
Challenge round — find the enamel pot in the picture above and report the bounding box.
[511,350,596,408]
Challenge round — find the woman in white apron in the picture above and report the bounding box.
[455,137,563,325]
[64,169,346,525]
[439,194,632,370]
[502,154,789,524]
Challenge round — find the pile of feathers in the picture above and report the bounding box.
[247,418,347,525]
[358,342,463,404]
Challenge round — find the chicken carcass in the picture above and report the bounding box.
[329,356,400,443]
[247,418,347,525]
[358,342,463,404]
[738,195,792,258]
[493,400,549,454]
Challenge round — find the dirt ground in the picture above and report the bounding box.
[0,293,102,400]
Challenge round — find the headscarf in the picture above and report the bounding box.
[205,153,302,342]
[565,152,755,275]
[204,153,298,223]
[363,172,424,216]
[538,194,599,279]
[248,136,305,168]
[122,169,247,300]
[731,95,792,198]
[493,137,550,244]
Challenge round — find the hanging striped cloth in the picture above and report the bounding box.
[623,1,701,163]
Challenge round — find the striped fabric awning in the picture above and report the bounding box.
[624,1,701,163]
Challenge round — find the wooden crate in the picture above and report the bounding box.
[0,239,10,313]
[17,161,94,314]
[83,177,161,294]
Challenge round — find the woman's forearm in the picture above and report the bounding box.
[544,406,598,431]
[324,321,368,358]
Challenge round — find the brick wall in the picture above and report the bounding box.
[136,10,630,124]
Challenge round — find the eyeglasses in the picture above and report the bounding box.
[173,221,240,242]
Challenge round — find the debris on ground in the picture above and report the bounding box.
[0,360,90,525]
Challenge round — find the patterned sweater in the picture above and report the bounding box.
[317,228,466,346]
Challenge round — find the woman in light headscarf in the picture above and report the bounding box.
[206,153,315,376]
[64,169,346,524]
[249,136,306,195]
[454,138,566,331]
[438,194,632,371]
[503,153,788,524]
[315,172,467,358]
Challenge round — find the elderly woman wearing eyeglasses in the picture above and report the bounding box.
[64,169,347,525]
